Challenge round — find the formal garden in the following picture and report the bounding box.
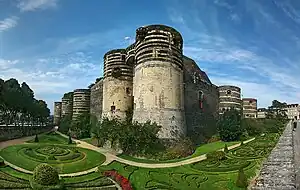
[0,88,290,190]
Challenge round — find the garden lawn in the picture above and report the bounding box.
[27,131,68,144]
[0,144,106,174]
[100,133,280,190]
[118,140,239,164]
[0,166,118,190]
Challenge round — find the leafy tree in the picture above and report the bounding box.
[217,109,243,141]
[0,78,50,131]
[58,115,72,134]
[70,113,91,139]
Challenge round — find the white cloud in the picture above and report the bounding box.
[0,16,19,32]
[169,4,300,107]
[17,0,58,12]
[0,59,19,69]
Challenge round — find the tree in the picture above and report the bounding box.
[0,78,50,130]
[217,109,243,141]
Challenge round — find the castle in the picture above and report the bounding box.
[53,24,258,139]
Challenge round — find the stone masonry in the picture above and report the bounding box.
[251,121,296,190]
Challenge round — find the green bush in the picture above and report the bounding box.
[217,109,243,141]
[35,134,39,142]
[236,168,247,188]
[30,177,64,190]
[33,164,59,185]
[48,155,56,160]
[68,135,72,144]
[206,151,226,161]
[224,144,229,153]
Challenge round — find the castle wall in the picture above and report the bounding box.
[90,79,103,121]
[182,56,219,142]
[61,92,73,118]
[72,89,90,121]
[242,98,257,118]
[102,49,133,120]
[132,25,186,139]
[218,85,242,113]
[53,102,62,125]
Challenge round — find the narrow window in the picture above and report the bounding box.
[226,90,231,95]
[111,105,116,112]
[198,91,204,109]
[126,87,130,95]
[121,55,125,61]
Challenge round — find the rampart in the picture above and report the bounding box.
[251,121,296,190]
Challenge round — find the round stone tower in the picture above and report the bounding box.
[72,89,90,121]
[102,48,134,120]
[242,98,257,118]
[218,85,242,113]
[61,92,73,118]
[132,24,186,139]
[53,102,62,125]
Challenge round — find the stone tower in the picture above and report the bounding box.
[242,98,257,118]
[53,102,62,125]
[132,24,186,139]
[102,49,134,120]
[72,89,90,121]
[218,85,242,113]
[61,92,73,118]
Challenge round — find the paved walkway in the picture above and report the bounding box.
[294,120,300,189]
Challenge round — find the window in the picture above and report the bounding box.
[121,55,125,61]
[226,90,231,95]
[198,91,204,109]
[126,87,130,95]
[111,105,116,112]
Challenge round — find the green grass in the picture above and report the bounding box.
[27,131,69,144]
[192,141,239,156]
[99,133,280,190]
[118,140,240,164]
[0,144,106,174]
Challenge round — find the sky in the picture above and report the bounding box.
[1,0,300,114]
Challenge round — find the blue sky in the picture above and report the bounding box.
[1,0,300,114]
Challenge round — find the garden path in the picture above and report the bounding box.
[55,131,255,168]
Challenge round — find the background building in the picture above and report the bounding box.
[257,108,267,118]
[242,98,257,118]
[285,104,300,119]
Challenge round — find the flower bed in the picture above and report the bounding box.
[103,170,133,190]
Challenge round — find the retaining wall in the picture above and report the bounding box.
[0,126,53,142]
[251,121,296,190]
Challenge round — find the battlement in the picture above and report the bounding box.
[103,49,133,79]
[135,24,183,70]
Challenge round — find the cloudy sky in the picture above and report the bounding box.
[1,0,300,114]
